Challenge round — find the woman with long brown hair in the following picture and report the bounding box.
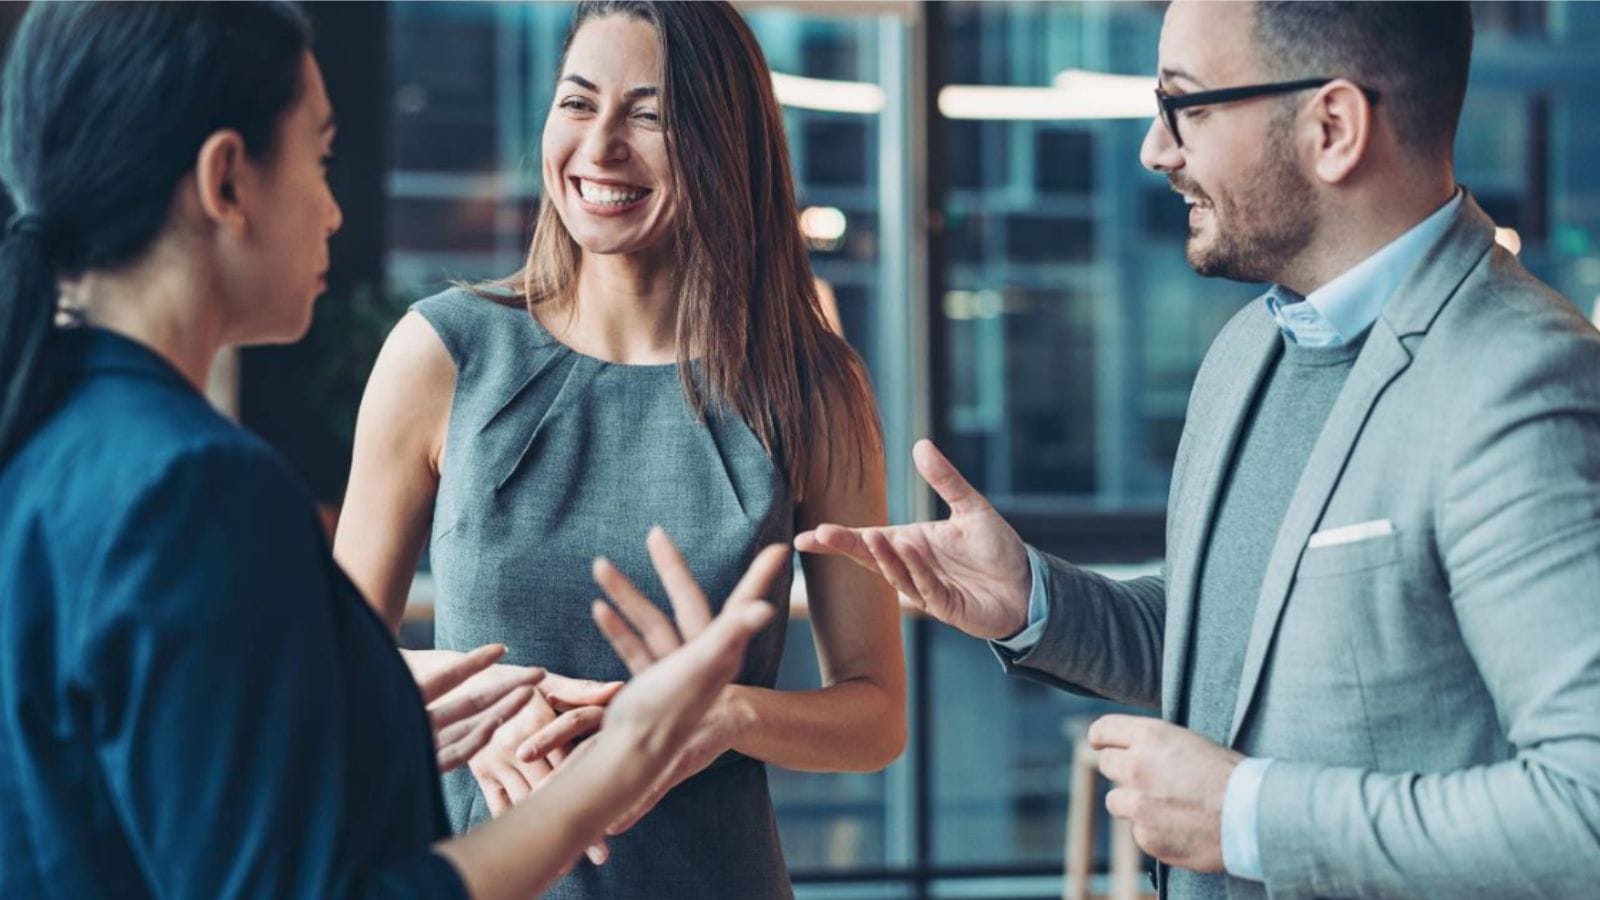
[335,2,906,897]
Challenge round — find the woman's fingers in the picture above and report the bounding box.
[724,543,791,612]
[593,555,681,659]
[427,665,544,732]
[592,535,787,675]
[494,759,533,807]
[495,735,552,809]
[538,672,624,709]
[470,755,515,819]
[481,781,508,818]
[646,527,713,638]
[667,599,775,701]
[435,684,534,773]
[416,643,507,704]
[593,600,656,675]
[517,705,605,762]
[511,751,553,785]
[592,535,784,707]
[438,684,534,750]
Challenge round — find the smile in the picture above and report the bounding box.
[1175,188,1212,211]
[573,177,651,208]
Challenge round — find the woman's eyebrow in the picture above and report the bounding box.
[560,73,658,100]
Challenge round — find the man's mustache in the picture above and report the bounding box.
[1169,176,1211,204]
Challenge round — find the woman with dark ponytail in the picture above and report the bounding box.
[0,4,782,897]
[0,212,61,462]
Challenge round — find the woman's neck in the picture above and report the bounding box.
[545,250,678,365]
[64,248,224,391]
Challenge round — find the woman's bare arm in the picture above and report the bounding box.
[720,408,907,772]
[334,311,453,633]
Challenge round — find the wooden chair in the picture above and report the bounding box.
[1063,719,1156,900]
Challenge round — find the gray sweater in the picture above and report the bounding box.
[1172,333,1364,900]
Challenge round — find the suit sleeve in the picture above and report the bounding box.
[80,444,466,899]
[1256,324,1600,898]
[994,550,1166,710]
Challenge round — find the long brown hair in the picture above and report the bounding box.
[477,0,879,501]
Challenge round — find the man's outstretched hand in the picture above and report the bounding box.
[796,439,1031,640]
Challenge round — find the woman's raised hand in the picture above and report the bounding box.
[588,528,783,794]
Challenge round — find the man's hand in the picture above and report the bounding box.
[1088,715,1243,874]
[795,439,1031,640]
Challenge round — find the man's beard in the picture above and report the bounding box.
[1181,130,1317,284]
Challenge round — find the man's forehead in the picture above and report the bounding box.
[1158,0,1259,87]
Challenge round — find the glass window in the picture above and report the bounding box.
[937,0,1244,522]
[927,624,1136,870]
[377,1,1600,895]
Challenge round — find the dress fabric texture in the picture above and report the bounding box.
[416,287,797,899]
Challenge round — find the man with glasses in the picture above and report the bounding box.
[801,1,1600,897]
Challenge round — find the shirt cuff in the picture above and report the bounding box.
[992,545,1050,652]
[1222,756,1272,882]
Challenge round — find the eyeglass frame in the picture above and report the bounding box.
[1154,77,1381,148]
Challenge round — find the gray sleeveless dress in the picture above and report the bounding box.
[415,288,796,899]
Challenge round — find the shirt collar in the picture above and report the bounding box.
[1268,189,1463,347]
[55,326,196,394]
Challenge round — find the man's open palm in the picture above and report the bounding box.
[796,439,1031,640]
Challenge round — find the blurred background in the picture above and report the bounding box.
[6,1,1599,896]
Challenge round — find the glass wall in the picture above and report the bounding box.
[381,2,1600,896]
[941,2,1185,513]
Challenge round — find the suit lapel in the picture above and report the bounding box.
[1160,313,1279,720]
[1225,323,1412,743]
[1221,192,1497,745]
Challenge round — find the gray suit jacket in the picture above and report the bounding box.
[1001,194,1600,898]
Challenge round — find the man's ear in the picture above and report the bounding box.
[193,129,252,236]
[1307,79,1374,185]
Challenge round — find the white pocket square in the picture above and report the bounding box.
[1307,518,1394,549]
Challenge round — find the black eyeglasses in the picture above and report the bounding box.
[1154,77,1381,148]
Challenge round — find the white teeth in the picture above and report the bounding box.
[578,179,648,206]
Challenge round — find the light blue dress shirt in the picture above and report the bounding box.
[995,190,1463,882]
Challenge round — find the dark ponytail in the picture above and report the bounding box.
[0,1,312,461]
[0,215,59,460]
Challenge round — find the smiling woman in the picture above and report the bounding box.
[0,3,852,898]
[334,2,906,899]
[541,38,673,259]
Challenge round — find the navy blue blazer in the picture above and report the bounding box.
[0,328,464,898]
